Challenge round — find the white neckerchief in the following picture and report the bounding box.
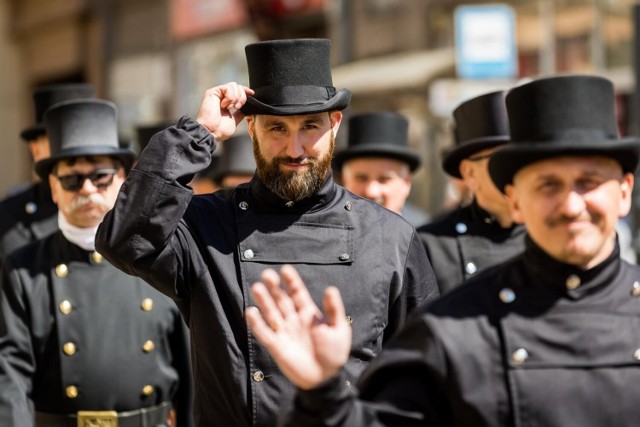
[58,212,98,251]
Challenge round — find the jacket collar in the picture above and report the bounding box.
[248,172,338,214]
[521,234,621,300]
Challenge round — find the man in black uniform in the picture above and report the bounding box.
[0,84,94,260]
[0,99,192,426]
[95,38,438,427]
[334,112,429,227]
[246,74,640,426]
[418,90,525,293]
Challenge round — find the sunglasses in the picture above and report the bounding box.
[55,169,118,192]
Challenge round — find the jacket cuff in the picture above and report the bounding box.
[295,372,355,416]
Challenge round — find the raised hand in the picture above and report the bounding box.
[196,82,254,141]
[245,265,352,390]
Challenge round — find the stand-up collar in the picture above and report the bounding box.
[248,172,338,214]
[521,234,621,300]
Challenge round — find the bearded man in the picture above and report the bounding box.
[96,38,439,427]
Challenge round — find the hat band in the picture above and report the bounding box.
[252,85,337,106]
[516,128,616,144]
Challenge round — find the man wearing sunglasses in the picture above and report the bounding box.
[0,99,193,427]
[417,91,525,294]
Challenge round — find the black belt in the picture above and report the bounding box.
[35,401,170,427]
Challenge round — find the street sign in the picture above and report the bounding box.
[454,4,518,79]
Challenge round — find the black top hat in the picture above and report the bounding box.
[21,83,95,141]
[488,75,640,192]
[240,38,351,116]
[136,122,173,154]
[333,112,421,172]
[213,134,256,185]
[442,90,510,178]
[35,99,136,181]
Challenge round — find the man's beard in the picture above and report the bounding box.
[253,133,335,202]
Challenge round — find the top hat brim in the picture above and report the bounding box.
[20,124,46,142]
[334,144,421,172]
[240,89,351,116]
[488,137,640,193]
[35,146,137,182]
[442,135,510,178]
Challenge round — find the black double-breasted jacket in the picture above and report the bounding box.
[0,231,193,426]
[417,201,526,294]
[283,237,640,427]
[0,181,58,259]
[95,116,439,427]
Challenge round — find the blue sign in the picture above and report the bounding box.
[455,4,518,79]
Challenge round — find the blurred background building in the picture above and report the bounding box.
[0,0,638,217]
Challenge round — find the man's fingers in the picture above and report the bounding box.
[280,265,321,317]
[261,267,298,320]
[250,281,285,333]
[245,305,277,348]
[322,286,347,327]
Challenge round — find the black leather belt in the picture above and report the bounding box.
[35,401,170,427]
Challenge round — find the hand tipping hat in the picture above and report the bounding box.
[21,83,96,141]
[442,90,510,179]
[213,134,256,185]
[35,99,136,181]
[240,38,351,116]
[333,111,421,172]
[488,75,640,193]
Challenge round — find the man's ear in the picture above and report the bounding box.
[48,174,59,205]
[459,159,477,191]
[246,115,255,140]
[618,172,634,217]
[505,184,525,224]
[329,111,342,137]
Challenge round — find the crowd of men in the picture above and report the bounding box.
[0,36,639,427]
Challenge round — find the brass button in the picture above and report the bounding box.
[91,252,103,263]
[345,315,353,325]
[243,249,255,260]
[59,300,73,315]
[566,274,581,290]
[252,371,265,382]
[63,342,77,356]
[65,385,79,399]
[55,264,69,278]
[140,298,154,312]
[345,380,352,388]
[239,201,249,210]
[141,385,154,396]
[142,340,155,353]
[455,222,467,234]
[25,202,37,214]
[512,348,529,365]
[499,288,516,304]
[338,253,350,262]
[344,201,352,211]
[465,262,477,275]
[631,282,640,298]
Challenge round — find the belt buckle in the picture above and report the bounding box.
[77,411,118,427]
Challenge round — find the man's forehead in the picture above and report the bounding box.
[344,157,410,175]
[516,155,623,180]
[257,113,328,125]
[56,156,117,170]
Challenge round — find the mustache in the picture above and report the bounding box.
[545,212,598,227]
[275,156,314,165]
[64,193,111,213]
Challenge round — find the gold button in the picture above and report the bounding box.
[142,340,155,353]
[55,264,69,278]
[63,342,77,356]
[632,282,640,297]
[65,385,78,399]
[141,385,154,396]
[345,315,353,325]
[140,298,154,312]
[565,274,581,290]
[59,300,73,315]
[252,371,265,382]
[91,251,103,263]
